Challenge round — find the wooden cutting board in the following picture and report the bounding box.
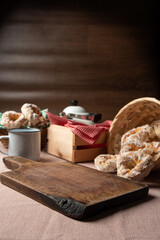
[0,156,148,220]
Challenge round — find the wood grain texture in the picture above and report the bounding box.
[0,1,159,120]
[0,156,148,219]
[47,125,108,162]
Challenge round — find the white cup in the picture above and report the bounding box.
[0,128,41,161]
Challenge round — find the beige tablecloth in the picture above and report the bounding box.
[0,142,160,240]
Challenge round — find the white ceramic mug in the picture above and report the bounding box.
[0,128,41,161]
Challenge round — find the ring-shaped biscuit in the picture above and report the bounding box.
[94,154,117,173]
[1,111,28,129]
[21,103,42,127]
[117,150,155,181]
[121,125,152,149]
[94,123,160,179]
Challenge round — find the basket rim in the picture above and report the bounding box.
[107,97,160,154]
[109,97,160,132]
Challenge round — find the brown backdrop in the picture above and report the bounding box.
[0,0,159,121]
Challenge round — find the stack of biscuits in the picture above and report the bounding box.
[95,97,160,181]
[0,103,49,149]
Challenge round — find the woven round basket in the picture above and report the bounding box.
[107,97,160,155]
[40,127,48,149]
[0,127,48,149]
[0,128,8,148]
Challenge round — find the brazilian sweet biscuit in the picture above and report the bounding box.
[94,154,117,173]
[1,111,28,129]
[95,123,160,180]
[21,103,47,127]
[150,120,160,141]
[117,150,155,181]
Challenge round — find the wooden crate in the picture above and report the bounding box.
[47,125,108,163]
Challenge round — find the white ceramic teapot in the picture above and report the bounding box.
[59,100,102,125]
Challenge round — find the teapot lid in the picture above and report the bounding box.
[62,100,87,114]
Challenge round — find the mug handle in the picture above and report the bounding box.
[0,136,9,155]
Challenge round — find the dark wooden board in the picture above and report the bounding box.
[0,156,148,219]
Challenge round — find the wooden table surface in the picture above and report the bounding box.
[0,141,160,240]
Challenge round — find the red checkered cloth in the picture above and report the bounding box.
[46,111,112,144]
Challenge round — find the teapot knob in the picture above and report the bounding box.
[71,100,78,106]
